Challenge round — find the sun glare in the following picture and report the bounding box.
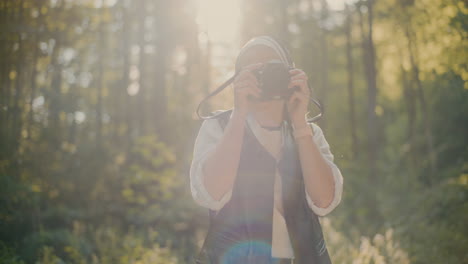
[195,0,241,44]
[328,0,355,10]
[195,0,242,108]
[193,0,356,110]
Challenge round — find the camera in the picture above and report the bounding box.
[197,59,323,122]
[251,61,296,100]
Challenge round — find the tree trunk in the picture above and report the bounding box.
[399,52,418,177]
[405,26,437,180]
[278,0,289,42]
[48,35,63,149]
[96,23,105,148]
[366,0,378,180]
[358,0,378,180]
[27,1,44,140]
[345,3,358,159]
[153,2,169,140]
[120,0,133,152]
[357,0,382,234]
[11,0,25,155]
[137,0,147,136]
[318,0,329,129]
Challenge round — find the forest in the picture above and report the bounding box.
[0,0,467,263]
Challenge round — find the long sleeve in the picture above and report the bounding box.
[189,118,233,211]
[304,123,344,217]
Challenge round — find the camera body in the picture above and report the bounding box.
[251,61,295,100]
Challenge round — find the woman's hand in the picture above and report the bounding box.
[286,68,310,128]
[232,63,263,118]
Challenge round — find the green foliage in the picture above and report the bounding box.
[0,0,466,263]
[0,242,26,264]
[322,218,411,264]
[31,228,179,264]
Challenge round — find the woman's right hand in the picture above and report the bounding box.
[232,63,263,118]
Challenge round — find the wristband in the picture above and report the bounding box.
[292,125,314,139]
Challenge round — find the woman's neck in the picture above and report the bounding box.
[252,101,285,127]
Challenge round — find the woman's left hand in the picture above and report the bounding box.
[286,68,310,128]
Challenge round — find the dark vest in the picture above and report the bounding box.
[194,109,332,264]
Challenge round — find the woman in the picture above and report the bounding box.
[190,36,343,264]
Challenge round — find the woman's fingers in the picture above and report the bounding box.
[288,68,310,96]
[235,80,261,97]
[235,79,261,94]
[288,79,310,96]
[235,70,257,84]
[235,78,257,89]
[235,62,263,82]
[234,73,258,93]
[288,92,301,106]
[288,80,308,91]
[233,63,264,114]
[290,73,308,81]
[289,68,308,79]
[234,63,262,99]
[235,63,263,81]
[288,79,306,87]
[238,87,260,101]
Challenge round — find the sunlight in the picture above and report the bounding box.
[194,0,242,111]
[193,0,359,110]
[328,0,356,10]
[194,0,355,43]
[195,0,241,44]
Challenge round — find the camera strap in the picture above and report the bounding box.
[195,73,323,124]
[195,73,238,120]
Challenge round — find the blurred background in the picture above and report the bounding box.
[0,0,467,263]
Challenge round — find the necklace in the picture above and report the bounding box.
[260,124,282,131]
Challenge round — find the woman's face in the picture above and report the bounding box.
[237,45,285,114]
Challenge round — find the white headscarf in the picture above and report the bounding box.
[235,35,294,72]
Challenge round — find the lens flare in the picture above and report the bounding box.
[221,240,273,264]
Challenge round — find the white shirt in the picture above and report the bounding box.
[189,111,344,258]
